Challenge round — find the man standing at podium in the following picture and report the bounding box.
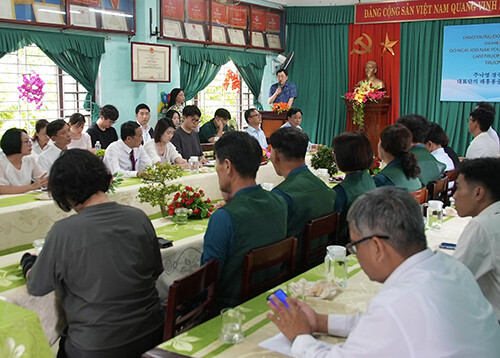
[268,69,297,107]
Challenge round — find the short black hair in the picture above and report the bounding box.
[470,107,494,132]
[425,122,449,147]
[270,127,309,160]
[396,114,429,144]
[1,128,26,155]
[135,103,150,114]
[332,131,373,172]
[244,108,258,124]
[214,108,231,120]
[153,118,176,143]
[477,102,496,115]
[214,131,261,179]
[457,157,500,202]
[100,104,119,121]
[46,119,68,138]
[32,119,49,141]
[277,69,288,76]
[120,121,140,141]
[183,105,201,118]
[69,113,85,126]
[286,107,303,119]
[49,149,112,212]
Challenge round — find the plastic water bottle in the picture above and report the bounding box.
[95,141,101,151]
[324,245,348,287]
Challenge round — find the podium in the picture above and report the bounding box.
[261,111,288,139]
[345,98,391,156]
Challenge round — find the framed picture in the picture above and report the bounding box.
[0,0,16,20]
[69,4,97,28]
[184,22,206,42]
[101,10,130,32]
[212,26,227,43]
[32,3,65,25]
[251,31,265,48]
[228,28,246,46]
[266,33,281,49]
[131,42,171,83]
[163,19,184,39]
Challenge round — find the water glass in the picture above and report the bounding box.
[189,156,199,173]
[423,200,444,230]
[33,239,45,255]
[219,308,244,344]
[174,208,188,225]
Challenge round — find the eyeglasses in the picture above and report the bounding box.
[191,118,200,124]
[22,139,33,146]
[250,113,262,118]
[346,235,390,255]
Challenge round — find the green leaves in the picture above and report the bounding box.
[310,146,338,177]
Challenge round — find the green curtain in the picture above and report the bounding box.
[285,6,354,145]
[0,28,105,122]
[400,18,500,156]
[180,47,229,101]
[230,51,266,110]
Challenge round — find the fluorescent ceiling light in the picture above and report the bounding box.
[89,8,133,18]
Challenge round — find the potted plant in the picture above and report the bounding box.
[310,146,338,178]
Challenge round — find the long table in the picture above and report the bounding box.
[147,214,470,358]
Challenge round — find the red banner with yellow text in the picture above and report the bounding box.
[356,0,500,24]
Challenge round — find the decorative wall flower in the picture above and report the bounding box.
[18,71,45,110]
[343,80,387,129]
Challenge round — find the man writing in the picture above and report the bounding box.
[200,131,287,309]
[198,108,231,143]
[103,121,152,178]
[268,69,297,106]
[453,157,500,320]
[268,187,500,357]
[245,108,268,148]
[86,104,119,149]
[270,127,336,261]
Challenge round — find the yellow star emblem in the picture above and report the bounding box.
[379,33,398,56]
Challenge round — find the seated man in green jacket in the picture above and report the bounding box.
[270,127,337,264]
[198,108,231,143]
[200,131,287,309]
[397,114,446,186]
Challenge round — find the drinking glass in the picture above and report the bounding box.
[219,308,244,344]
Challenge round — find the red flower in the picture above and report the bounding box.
[207,213,211,217]
[208,207,213,212]
[206,198,211,203]
[193,209,200,215]
[199,189,204,194]
[181,192,187,198]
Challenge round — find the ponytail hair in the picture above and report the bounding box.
[380,124,421,179]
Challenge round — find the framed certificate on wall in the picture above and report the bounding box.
[212,26,227,43]
[33,3,65,25]
[163,19,184,39]
[0,0,15,20]
[131,42,171,83]
[69,5,97,28]
[252,31,265,48]
[184,22,206,42]
[228,28,246,46]
[266,33,281,49]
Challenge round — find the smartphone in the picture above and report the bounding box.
[439,242,456,250]
[158,237,173,249]
[267,288,289,309]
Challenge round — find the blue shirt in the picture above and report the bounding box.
[246,126,268,148]
[200,185,258,273]
[269,81,298,104]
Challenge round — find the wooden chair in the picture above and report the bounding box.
[445,169,457,196]
[201,143,215,160]
[163,259,218,341]
[240,237,297,302]
[410,187,428,205]
[301,212,340,272]
[427,176,449,205]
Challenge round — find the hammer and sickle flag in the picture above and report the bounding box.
[350,33,373,55]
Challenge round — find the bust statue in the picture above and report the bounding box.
[365,61,385,89]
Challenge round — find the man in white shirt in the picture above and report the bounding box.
[244,108,267,148]
[466,107,500,158]
[453,157,500,320]
[104,121,152,178]
[477,102,500,150]
[280,108,316,152]
[38,120,71,174]
[267,187,500,358]
[136,103,154,143]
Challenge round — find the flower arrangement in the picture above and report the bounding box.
[165,186,215,219]
[108,173,124,194]
[271,102,290,114]
[137,163,185,213]
[369,157,382,176]
[343,80,387,129]
[223,69,240,92]
[18,71,45,109]
[262,147,271,163]
[310,146,337,177]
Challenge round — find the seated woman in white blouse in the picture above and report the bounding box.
[143,118,189,168]
[31,119,51,155]
[67,113,92,151]
[0,128,47,194]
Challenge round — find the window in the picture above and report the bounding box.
[188,61,254,130]
[0,45,90,136]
